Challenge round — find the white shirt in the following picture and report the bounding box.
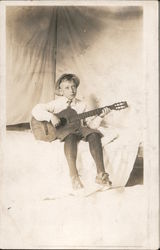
[32,96,103,129]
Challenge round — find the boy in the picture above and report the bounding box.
[32,73,112,190]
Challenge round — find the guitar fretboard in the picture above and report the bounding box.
[68,101,128,122]
[70,105,112,122]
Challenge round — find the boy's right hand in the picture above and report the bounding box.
[51,114,61,127]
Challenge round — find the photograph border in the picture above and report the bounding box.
[0,1,159,249]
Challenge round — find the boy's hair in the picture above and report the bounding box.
[56,73,80,90]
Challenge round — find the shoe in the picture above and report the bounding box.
[95,172,112,187]
[71,175,84,190]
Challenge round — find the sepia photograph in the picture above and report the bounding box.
[0,0,159,249]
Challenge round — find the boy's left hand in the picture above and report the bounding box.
[99,107,111,118]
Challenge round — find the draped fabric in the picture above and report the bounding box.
[7,7,57,124]
[6,6,143,128]
[5,128,140,193]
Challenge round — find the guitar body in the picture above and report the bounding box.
[30,107,81,142]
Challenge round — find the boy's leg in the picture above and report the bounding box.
[64,134,83,189]
[87,132,112,186]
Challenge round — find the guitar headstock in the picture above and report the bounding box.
[109,101,128,111]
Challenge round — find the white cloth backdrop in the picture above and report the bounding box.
[6,6,144,126]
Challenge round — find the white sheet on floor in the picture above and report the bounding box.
[1,127,145,248]
[3,122,141,199]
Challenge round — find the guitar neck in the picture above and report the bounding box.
[71,104,114,121]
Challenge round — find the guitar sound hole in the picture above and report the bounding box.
[57,117,67,127]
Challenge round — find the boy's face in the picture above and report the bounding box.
[60,80,77,100]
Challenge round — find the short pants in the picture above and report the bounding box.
[59,125,103,142]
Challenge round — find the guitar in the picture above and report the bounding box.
[30,101,128,142]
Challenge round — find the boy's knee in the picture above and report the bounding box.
[64,133,79,142]
[87,132,101,142]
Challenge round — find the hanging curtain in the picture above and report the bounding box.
[6,7,57,124]
[6,6,143,127]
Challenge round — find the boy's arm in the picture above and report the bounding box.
[85,116,103,129]
[85,107,111,129]
[32,101,55,122]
